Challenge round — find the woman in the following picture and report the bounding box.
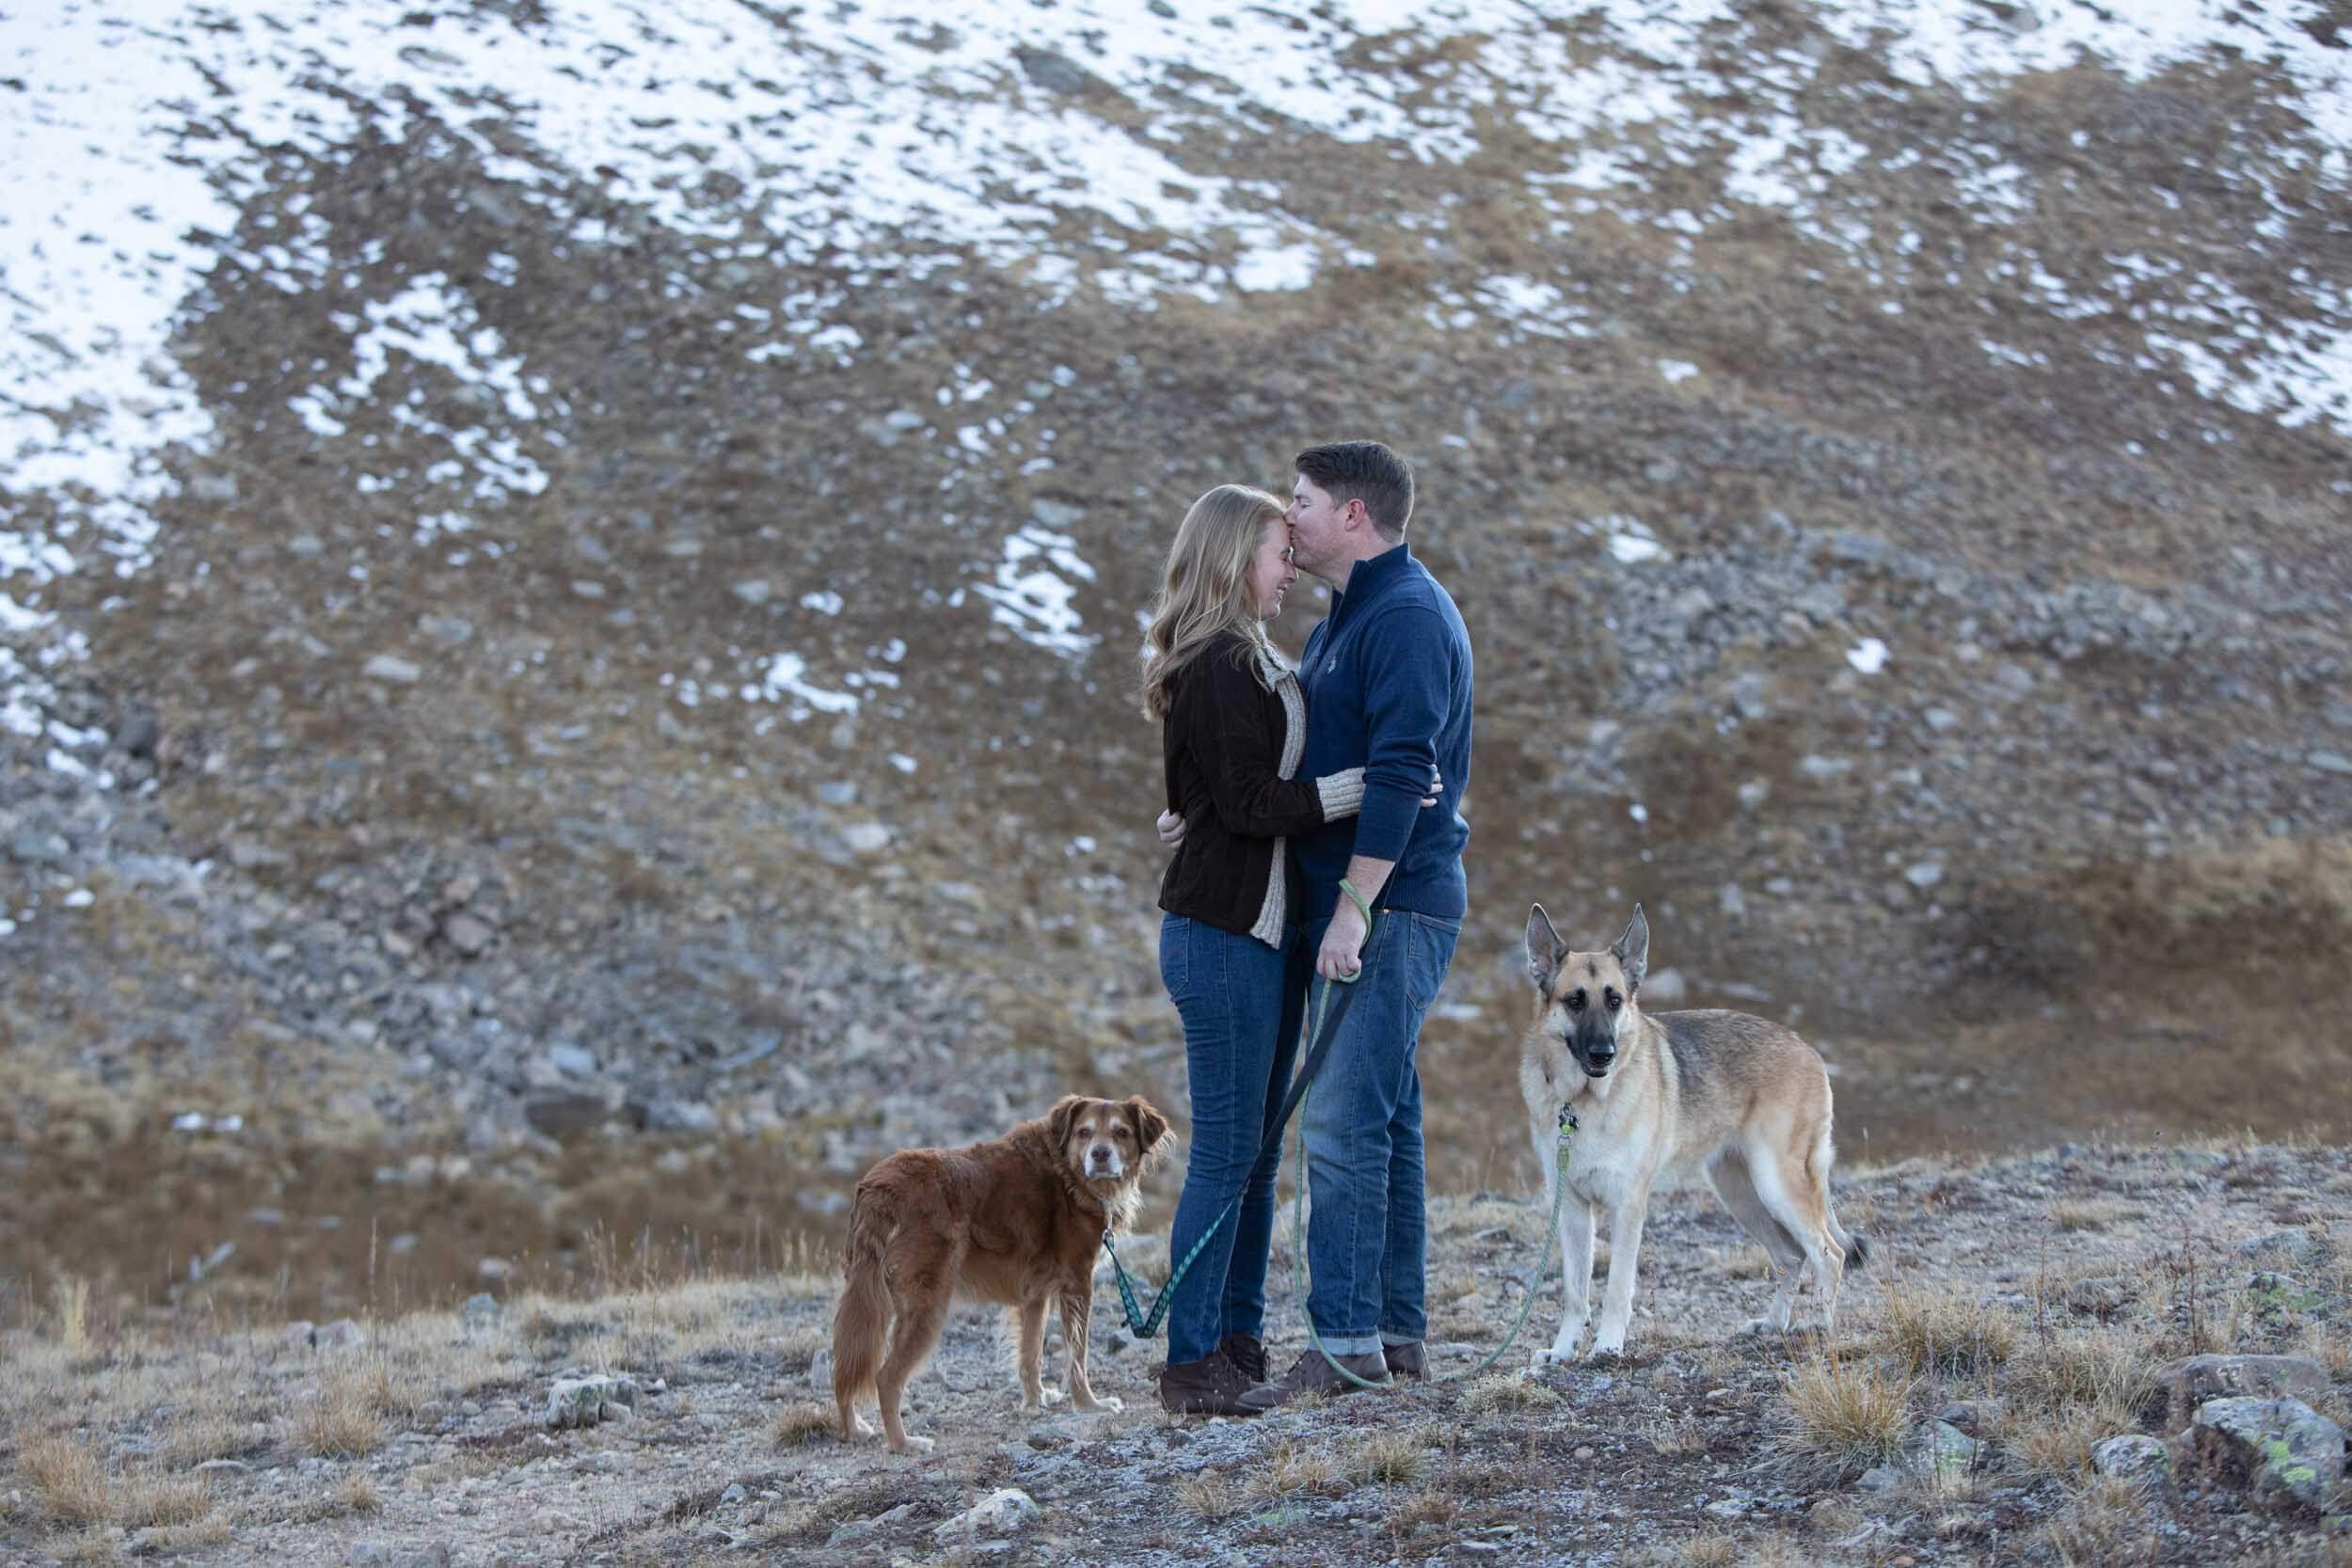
[1140,483,1433,1416]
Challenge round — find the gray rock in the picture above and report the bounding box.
[1015,48,1101,97]
[2307,750,2352,775]
[362,654,422,685]
[348,1544,452,1568]
[316,1319,369,1352]
[2186,1397,2345,1512]
[461,1292,501,1327]
[2092,1433,2171,1485]
[2158,1354,2328,1427]
[1925,1419,1980,1478]
[1856,1465,1899,1492]
[547,1374,642,1429]
[934,1487,1041,1540]
[547,1043,597,1076]
[8,829,70,865]
[720,1482,748,1507]
[443,913,495,956]
[829,1501,921,1546]
[281,1321,317,1350]
[2239,1228,2318,1263]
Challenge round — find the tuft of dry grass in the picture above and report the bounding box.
[1641,1412,1708,1456]
[1353,1428,1427,1485]
[162,1405,258,1468]
[772,1402,834,1444]
[293,1360,391,1458]
[1670,1536,1742,1567]
[1462,1372,1561,1413]
[116,1473,211,1528]
[2041,1472,2157,1566]
[1242,1440,1340,1502]
[2051,1200,2132,1232]
[1773,1352,1911,1481]
[21,1433,111,1526]
[1387,1485,1458,1529]
[1884,1279,2019,1378]
[2000,1328,2159,1480]
[49,1526,120,1566]
[1174,1469,1242,1518]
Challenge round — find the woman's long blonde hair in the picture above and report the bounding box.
[1139,483,1287,720]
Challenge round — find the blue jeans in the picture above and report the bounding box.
[1158,913,1307,1368]
[1300,908,1460,1355]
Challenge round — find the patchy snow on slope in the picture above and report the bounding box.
[4,0,2348,739]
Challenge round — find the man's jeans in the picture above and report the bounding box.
[1159,913,1308,1368]
[1299,908,1460,1355]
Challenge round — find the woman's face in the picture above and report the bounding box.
[1247,515,1297,620]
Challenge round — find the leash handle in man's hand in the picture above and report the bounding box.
[1317,876,1376,981]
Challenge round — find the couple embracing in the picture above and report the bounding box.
[1139,439,1474,1416]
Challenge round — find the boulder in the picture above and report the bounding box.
[2185,1397,2345,1513]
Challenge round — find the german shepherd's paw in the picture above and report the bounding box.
[1025,1386,1068,1411]
[887,1433,936,1456]
[1529,1344,1583,1371]
[1073,1394,1123,1414]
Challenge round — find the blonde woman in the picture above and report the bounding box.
[1140,483,1436,1415]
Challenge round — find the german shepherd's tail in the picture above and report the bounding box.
[1814,1124,1869,1272]
[831,1184,895,1438]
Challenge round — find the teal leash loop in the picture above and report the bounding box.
[1102,882,1374,1338]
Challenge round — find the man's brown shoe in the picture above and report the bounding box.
[1383,1339,1427,1383]
[1235,1347,1391,1412]
[1217,1333,1267,1386]
[1158,1350,1257,1417]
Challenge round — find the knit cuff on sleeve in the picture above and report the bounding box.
[1314,768,1366,821]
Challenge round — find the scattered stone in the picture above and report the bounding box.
[362,654,422,685]
[443,913,496,956]
[316,1319,369,1352]
[2092,1434,2171,1486]
[348,1544,452,1568]
[2185,1397,2345,1512]
[934,1488,1041,1540]
[547,1373,642,1430]
[2158,1354,2328,1428]
[828,1501,921,1547]
[1857,1465,1899,1492]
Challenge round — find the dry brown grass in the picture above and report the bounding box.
[1387,1485,1458,1529]
[1773,1352,1911,1481]
[162,1404,258,1468]
[1242,1440,1341,1502]
[1641,1412,1708,1456]
[1461,1372,1561,1412]
[1174,1469,1242,1518]
[772,1402,834,1444]
[2051,1199,2132,1232]
[2000,1328,2159,1480]
[20,1433,110,1526]
[48,1525,120,1566]
[116,1473,211,1528]
[1353,1428,1428,1485]
[2040,1472,2157,1566]
[1884,1278,2019,1378]
[293,1359,391,1458]
[292,1471,380,1521]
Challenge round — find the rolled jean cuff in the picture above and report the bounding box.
[1379,1330,1420,1347]
[1314,1333,1382,1357]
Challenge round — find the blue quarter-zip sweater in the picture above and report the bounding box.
[1295,541,1474,922]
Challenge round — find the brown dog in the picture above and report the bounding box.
[830,1094,1173,1453]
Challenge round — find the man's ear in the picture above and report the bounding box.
[1611,904,1650,996]
[1046,1095,1085,1151]
[1125,1097,1173,1160]
[1526,903,1566,994]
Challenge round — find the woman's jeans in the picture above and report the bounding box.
[1299,908,1460,1355]
[1159,912,1307,1368]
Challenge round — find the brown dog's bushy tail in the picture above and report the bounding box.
[831,1185,893,1439]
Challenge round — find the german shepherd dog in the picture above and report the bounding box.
[1518,905,1865,1362]
[831,1095,1173,1453]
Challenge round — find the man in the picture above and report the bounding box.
[1243,439,1474,1406]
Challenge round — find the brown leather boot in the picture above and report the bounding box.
[1383,1339,1427,1383]
[1235,1346,1391,1412]
[1216,1333,1268,1386]
[1157,1350,1258,1417]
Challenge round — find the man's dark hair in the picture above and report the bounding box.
[1295,440,1415,542]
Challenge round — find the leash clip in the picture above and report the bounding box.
[1557,1108,1579,1136]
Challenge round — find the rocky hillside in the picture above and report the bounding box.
[1,1139,2346,1566]
[3,0,2351,1312]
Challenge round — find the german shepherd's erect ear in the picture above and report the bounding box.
[1611,904,1651,997]
[1123,1097,1174,1164]
[1525,903,1567,993]
[1046,1095,1087,1153]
